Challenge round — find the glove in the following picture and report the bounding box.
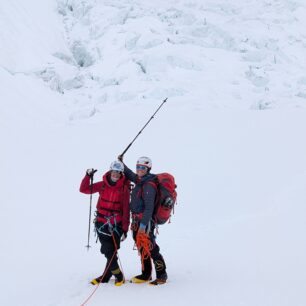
[86,168,97,177]
[121,231,128,241]
[118,155,124,162]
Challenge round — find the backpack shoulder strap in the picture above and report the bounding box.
[145,180,158,190]
[142,178,158,205]
[142,174,158,190]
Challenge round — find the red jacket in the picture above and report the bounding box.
[79,171,130,232]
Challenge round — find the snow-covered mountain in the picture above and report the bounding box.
[1,1,306,306]
[2,0,306,118]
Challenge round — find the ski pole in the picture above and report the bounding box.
[119,98,168,158]
[85,175,94,251]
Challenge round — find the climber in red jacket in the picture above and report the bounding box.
[80,160,130,286]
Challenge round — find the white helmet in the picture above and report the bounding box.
[136,156,152,169]
[110,160,124,172]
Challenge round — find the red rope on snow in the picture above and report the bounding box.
[80,232,125,306]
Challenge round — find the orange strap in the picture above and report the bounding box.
[136,232,153,270]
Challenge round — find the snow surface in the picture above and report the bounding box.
[1,1,306,306]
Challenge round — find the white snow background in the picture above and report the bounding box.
[1,0,306,305]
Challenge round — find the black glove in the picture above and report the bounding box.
[118,155,124,162]
[86,168,97,178]
[121,231,128,241]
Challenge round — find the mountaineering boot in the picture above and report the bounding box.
[149,256,167,285]
[130,256,152,283]
[112,268,125,286]
[149,272,168,285]
[130,274,152,283]
[90,272,112,285]
[90,260,112,285]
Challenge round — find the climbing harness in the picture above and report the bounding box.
[96,214,120,237]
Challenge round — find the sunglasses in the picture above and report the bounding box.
[111,170,122,174]
[136,165,148,171]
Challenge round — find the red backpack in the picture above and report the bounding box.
[148,173,177,225]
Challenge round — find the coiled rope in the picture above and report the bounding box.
[136,232,153,270]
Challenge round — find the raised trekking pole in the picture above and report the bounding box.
[119,98,168,158]
[85,174,94,251]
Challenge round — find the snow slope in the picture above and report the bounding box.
[1,1,306,306]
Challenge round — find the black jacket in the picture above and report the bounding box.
[123,164,156,226]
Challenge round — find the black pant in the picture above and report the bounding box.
[95,222,122,272]
[132,221,166,278]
